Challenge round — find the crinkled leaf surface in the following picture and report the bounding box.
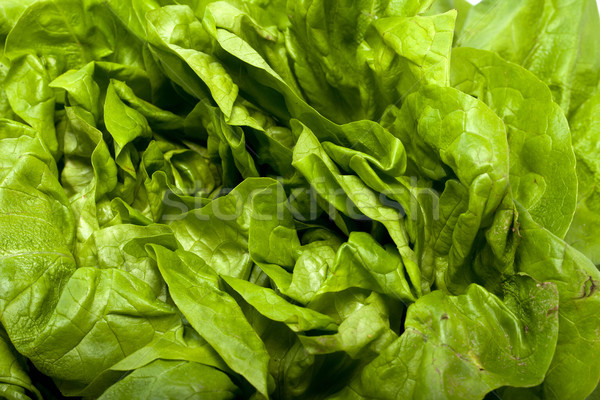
[0,0,598,399]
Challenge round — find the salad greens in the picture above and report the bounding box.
[0,0,599,399]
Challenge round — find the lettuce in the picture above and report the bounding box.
[0,0,599,399]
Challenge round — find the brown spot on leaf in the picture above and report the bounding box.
[546,305,559,317]
[579,276,598,299]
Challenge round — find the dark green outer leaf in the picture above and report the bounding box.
[515,206,600,400]
[328,275,559,399]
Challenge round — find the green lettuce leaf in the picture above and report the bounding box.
[97,360,240,400]
[565,92,600,265]
[457,0,600,115]
[149,245,271,397]
[0,326,41,400]
[451,47,577,238]
[515,206,600,400]
[0,0,598,398]
[330,275,559,399]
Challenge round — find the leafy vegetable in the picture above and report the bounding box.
[0,0,598,399]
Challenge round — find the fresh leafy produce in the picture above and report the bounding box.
[0,0,599,399]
